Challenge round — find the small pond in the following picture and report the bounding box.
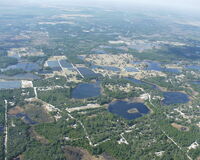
[185,65,200,71]
[124,77,158,89]
[77,67,100,78]
[0,126,4,133]
[59,60,73,69]
[145,61,181,73]
[124,67,139,72]
[191,81,200,85]
[47,61,62,71]
[124,77,144,85]
[145,61,163,71]
[162,92,190,105]
[108,101,150,120]
[0,81,21,90]
[5,62,40,72]
[71,82,101,99]
[91,65,120,72]
[0,73,40,80]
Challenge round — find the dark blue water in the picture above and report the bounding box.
[59,60,73,69]
[0,73,40,80]
[93,49,106,54]
[38,70,53,75]
[146,62,163,71]
[47,61,62,71]
[0,81,21,89]
[77,55,85,60]
[77,67,99,78]
[191,81,200,85]
[0,126,4,133]
[71,82,101,99]
[16,113,38,125]
[102,66,120,72]
[145,61,180,73]
[108,101,150,120]
[124,77,144,85]
[131,61,143,65]
[51,67,62,71]
[13,73,41,80]
[185,65,200,71]
[164,68,181,73]
[125,67,139,72]
[47,61,60,67]
[6,62,40,72]
[162,92,190,105]
[91,65,120,72]
[124,77,158,89]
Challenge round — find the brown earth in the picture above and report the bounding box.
[171,123,189,131]
[8,106,24,115]
[63,146,115,160]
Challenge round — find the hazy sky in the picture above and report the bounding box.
[1,0,200,13]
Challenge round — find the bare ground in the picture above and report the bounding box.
[171,123,189,131]
[8,106,24,115]
[63,146,116,160]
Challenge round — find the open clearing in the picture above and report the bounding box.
[8,106,24,115]
[66,104,102,113]
[171,123,189,131]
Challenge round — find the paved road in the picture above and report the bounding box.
[4,100,8,160]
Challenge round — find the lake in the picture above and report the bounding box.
[12,73,41,80]
[108,101,150,120]
[162,92,190,105]
[0,126,4,133]
[5,62,40,72]
[124,77,144,85]
[91,65,120,72]
[38,70,53,75]
[145,61,180,73]
[0,81,21,90]
[77,55,86,60]
[185,65,200,71]
[71,82,101,99]
[92,49,106,54]
[164,68,181,73]
[124,77,158,89]
[191,81,200,85]
[131,61,143,65]
[125,67,139,72]
[77,67,100,78]
[0,73,40,80]
[145,61,163,71]
[47,61,62,71]
[59,60,73,69]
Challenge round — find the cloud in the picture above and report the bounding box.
[0,0,200,12]
[95,0,200,10]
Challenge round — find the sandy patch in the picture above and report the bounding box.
[8,47,44,57]
[66,104,101,113]
[8,106,24,115]
[63,146,105,160]
[21,80,33,88]
[171,123,189,131]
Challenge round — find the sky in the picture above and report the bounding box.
[1,0,200,13]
